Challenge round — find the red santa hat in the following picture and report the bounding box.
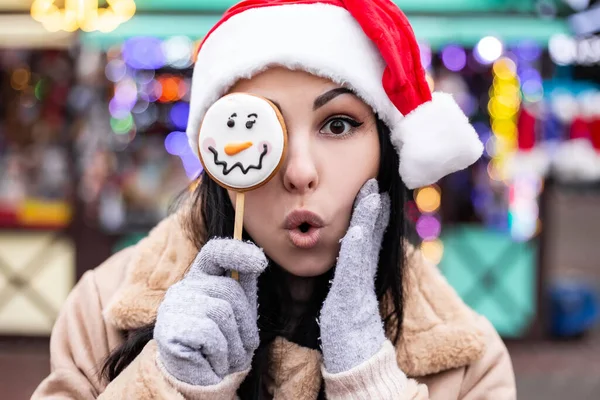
[186,0,483,189]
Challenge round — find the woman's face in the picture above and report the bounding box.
[226,68,380,277]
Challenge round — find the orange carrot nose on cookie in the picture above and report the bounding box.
[225,141,253,155]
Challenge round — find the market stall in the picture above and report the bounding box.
[0,12,77,336]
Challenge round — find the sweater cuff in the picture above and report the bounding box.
[156,354,249,400]
[322,340,407,399]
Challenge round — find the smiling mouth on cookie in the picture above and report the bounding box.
[208,144,269,175]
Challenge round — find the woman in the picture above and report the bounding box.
[33,0,516,398]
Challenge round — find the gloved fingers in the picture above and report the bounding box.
[372,192,391,248]
[194,277,259,352]
[329,225,377,296]
[349,191,381,233]
[155,313,229,378]
[237,271,261,317]
[352,179,379,208]
[204,297,249,372]
[186,238,268,280]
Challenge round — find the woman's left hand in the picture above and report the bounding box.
[319,179,391,374]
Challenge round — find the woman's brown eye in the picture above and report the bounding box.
[320,117,362,136]
[330,120,346,134]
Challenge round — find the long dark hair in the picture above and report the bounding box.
[100,117,409,399]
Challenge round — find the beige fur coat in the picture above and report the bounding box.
[32,211,516,399]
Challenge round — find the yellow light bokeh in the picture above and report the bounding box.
[426,74,435,92]
[492,120,516,137]
[487,160,503,181]
[421,239,444,265]
[492,57,517,80]
[415,186,441,213]
[11,68,30,91]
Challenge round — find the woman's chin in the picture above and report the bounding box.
[275,251,336,278]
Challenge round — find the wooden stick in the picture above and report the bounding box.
[231,191,246,281]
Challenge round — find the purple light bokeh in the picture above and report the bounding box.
[441,45,467,72]
[164,131,187,155]
[518,67,542,84]
[514,40,542,62]
[165,131,203,179]
[419,41,432,70]
[181,152,203,180]
[109,98,131,119]
[416,215,442,240]
[122,37,166,70]
[169,102,190,130]
[113,80,138,110]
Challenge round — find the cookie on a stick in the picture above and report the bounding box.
[198,93,288,280]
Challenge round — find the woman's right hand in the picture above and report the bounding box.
[154,238,268,386]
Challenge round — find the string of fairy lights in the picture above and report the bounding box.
[30,0,136,33]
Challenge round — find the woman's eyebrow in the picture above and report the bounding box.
[313,88,356,110]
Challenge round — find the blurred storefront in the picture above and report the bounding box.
[1,0,598,343]
[0,11,77,336]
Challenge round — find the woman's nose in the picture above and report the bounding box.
[282,144,319,194]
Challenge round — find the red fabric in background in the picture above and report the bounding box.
[570,117,590,141]
[517,107,536,151]
[588,119,600,151]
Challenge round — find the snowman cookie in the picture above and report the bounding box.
[198,93,287,191]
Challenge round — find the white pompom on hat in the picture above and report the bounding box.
[186,0,483,189]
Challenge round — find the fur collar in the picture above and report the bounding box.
[103,212,485,380]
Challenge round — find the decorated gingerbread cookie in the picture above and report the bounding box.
[198,93,287,191]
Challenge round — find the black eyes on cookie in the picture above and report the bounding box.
[227,113,257,129]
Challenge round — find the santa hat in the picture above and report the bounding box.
[186,0,483,189]
[505,103,550,179]
[553,94,600,182]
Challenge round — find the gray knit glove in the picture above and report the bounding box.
[320,179,391,374]
[154,238,268,386]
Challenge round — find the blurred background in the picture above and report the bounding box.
[0,0,599,399]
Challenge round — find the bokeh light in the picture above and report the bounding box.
[170,102,190,130]
[110,113,134,134]
[548,34,576,66]
[157,76,182,103]
[416,215,442,240]
[415,186,441,213]
[441,45,467,72]
[122,37,166,70]
[105,59,127,83]
[475,36,503,64]
[425,73,435,91]
[514,40,542,62]
[164,131,189,155]
[421,239,444,265]
[162,36,194,69]
[493,58,517,80]
[419,41,432,70]
[11,68,30,90]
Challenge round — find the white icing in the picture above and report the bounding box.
[198,93,286,190]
